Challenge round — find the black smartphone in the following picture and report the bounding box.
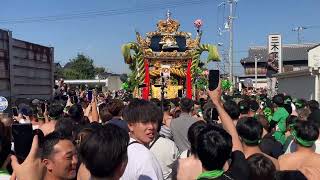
[211,108,219,121]
[87,90,93,102]
[208,70,220,91]
[12,107,19,116]
[12,124,33,163]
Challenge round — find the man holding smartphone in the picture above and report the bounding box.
[266,53,278,98]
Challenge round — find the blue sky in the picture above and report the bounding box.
[1,0,319,75]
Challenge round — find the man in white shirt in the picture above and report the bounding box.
[121,99,163,180]
[150,133,179,179]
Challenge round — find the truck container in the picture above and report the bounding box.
[0,29,54,112]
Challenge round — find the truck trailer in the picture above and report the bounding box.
[0,29,54,113]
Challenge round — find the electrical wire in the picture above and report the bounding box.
[0,0,212,24]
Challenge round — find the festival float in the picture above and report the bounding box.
[121,11,220,99]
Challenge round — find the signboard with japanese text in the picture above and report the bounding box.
[268,34,282,73]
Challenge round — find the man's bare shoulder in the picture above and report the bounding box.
[178,158,202,180]
[263,153,280,170]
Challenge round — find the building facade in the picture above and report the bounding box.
[239,43,317,88]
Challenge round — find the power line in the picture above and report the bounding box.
[0,0,212,24]
[292,25,320,44]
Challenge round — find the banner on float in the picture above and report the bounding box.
[268,34,282,73]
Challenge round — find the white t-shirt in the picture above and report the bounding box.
[179,149,189,159]
[121,138,163,180]
[150,136,179,180]
[0,174,11,180]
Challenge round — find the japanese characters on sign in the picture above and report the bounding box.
[268,34,282,73]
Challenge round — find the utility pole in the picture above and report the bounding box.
[254,55,258,89]
[228,0,234,84]
[292,26,307,44]
[217,0,237,84]
[227,0,236,86]
[254,54,262,89]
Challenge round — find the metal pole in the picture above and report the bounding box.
[255,55,258,89]
[228,0,234,86]
[160,74,164,112]
[298,28,301,44]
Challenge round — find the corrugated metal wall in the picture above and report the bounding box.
[0,30,10,98]
[0,29,54,110]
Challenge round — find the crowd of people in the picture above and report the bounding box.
[0,79,320,180]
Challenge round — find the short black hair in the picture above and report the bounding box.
[180,98,194,112]
[68,104,85,124]
[188,121,207,155]
[283,103,292,115]
[223,100,240,120]
[247,153,276,180]
[284,95,292,105]
[54,117,78,139]
[285,115,299,130]
[236,117,263,146]
[196,125,232,170]
[308,109,320,128]
[76,123,103,147]
[295,99,307,109]
[238,100,250,114]
[107,99,125,116]
[41,131,71,159]
[294,120,319,146]
[99,105,113,124]
[171,98,180,107]
[275,170,307,180]
[273,95,284,107]
[162,99,171,112]
[150,98,161,107]
[256,115,270,132]
[122,99,162,124]
[249,100,259,112]
[308,100,319,112]
[80,124,129,178]
[48,103,64,119]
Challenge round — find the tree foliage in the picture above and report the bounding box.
[60,54,106,80]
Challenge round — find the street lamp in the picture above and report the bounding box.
[254,54,263,89]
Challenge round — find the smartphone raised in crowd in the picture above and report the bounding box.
[12,124,44,163]
[208,70,220,91]
[12,124,33,163]
[87,90,93,102]
[210,108,219,121]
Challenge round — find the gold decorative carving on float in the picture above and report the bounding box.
[186,38,200,49]
[143,49,153,56]
[170,68,186,77]
[145,51,193,59]
[136,32,150,49]
[157,18,180,34]
[149,69,161,77]
[149,67,186,77]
